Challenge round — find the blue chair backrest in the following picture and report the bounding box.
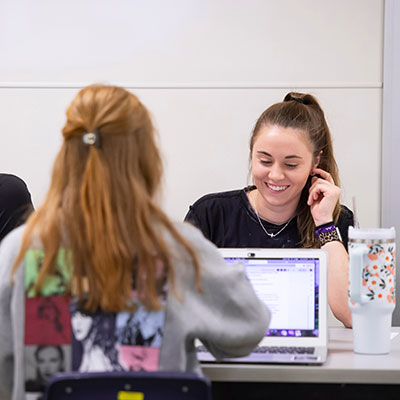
[44,370,212,400]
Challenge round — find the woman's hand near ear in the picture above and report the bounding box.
[308,167,352,328]
[307,167,341,226]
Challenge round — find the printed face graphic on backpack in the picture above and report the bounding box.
[36,346,64,381]
[71,311,93,341]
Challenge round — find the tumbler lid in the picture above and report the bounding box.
[348,226,396,240]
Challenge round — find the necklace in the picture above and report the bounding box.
[254,202,293,238]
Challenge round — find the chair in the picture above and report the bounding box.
[43,370,212,400]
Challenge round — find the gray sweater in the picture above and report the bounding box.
[0,222,270,400]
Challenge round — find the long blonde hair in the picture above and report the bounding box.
[250,92,341,248]
[12,85,201,312]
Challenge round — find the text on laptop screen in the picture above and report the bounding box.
[224,257,320,338]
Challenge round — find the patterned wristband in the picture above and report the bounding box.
[316,223,342,246]
[315,222,335,236]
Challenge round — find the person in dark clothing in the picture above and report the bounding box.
[0,174,33,242]
[185,92,353,328]
[185,186,353,250]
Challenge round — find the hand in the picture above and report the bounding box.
[307,168,340,226]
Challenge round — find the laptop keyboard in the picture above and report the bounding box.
[196,345,315,355]
[253,346,315,354]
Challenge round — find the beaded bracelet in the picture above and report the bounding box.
[315,222,342,246]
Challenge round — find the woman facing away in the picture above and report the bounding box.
[185,92,353,328]
[0,85,270,400]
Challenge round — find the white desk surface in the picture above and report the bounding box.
[202,327,400,384]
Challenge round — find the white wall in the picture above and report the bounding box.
[382,0,400,325]
[1,0,384,229]
[1,0,383,84]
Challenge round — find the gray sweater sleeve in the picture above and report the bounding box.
[159,222,270,370]
[0,226,26,400]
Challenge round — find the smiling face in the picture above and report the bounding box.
[251,124,319,217]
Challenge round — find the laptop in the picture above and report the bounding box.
[197,248,328,364]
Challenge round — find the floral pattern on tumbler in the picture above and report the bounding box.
[349,242,396,304]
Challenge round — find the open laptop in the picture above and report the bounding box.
[197,248,328,364]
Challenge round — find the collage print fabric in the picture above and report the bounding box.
[24,249,166,399]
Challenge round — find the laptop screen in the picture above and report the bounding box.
[224,256,320,338]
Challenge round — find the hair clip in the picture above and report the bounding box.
[284,93,306,104]
[82,129,101,148]
[290,96,305,104]
[292,97,305,104]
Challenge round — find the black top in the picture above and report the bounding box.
[0,174,34,242]
[184,186,354,249]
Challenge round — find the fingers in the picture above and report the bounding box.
[307,184,323,206]
[307,178,341,206]
[311,168,335,184]
[308,168,340,225]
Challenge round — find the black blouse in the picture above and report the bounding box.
[184,186,354,249]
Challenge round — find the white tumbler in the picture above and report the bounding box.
[348,227,396,354]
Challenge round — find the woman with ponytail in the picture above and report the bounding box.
[0,85,269,400]
[185,92,353,328]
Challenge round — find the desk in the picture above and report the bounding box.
[202,327,400,400]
